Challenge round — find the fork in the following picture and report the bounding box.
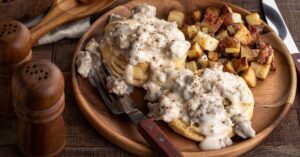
[89,65,183,157]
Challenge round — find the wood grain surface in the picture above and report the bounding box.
[0,0,300,156]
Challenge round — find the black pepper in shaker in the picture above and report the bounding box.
[12,59,66,157]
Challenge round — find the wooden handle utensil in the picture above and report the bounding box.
[30,0,116,44]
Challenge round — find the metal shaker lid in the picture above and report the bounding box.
[12,59,64,112]
[0,20,32,65]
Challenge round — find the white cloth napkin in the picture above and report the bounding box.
[24,16,91,45]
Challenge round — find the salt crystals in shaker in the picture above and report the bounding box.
[0,20,32,117]
[12,59,66,157]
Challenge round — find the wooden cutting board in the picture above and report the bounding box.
[71,0,297,156]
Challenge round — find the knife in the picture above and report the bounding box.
[261,0,300,74]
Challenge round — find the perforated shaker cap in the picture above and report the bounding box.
[12,59,64,111]
[0,20,32,65]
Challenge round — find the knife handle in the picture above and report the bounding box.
[291,53,300,76]
[137,118,183,157]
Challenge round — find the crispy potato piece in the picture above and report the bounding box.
[227,25,237,35]
[246,13,262,25]
[234,25,253,45]
[241,46,255,61]
[225,42,241,54]
[216,29,229,40]
[242,67,257,87]
[197,54,209,68]
[251,62,271,79]
[223,13,243,25]
[223,61,236,74]
[206,7,221,17]
[187,42,203,59]
[219,37,241,54]
[192,10,202,21]
[232,57,249,73]
[207,52,219,62]
[186,61,198,72]
[186,25,198,39]
[193,31,219,51]
[168,10,185,28]
[201,27,209,34]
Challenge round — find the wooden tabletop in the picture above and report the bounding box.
[0,0,300,156]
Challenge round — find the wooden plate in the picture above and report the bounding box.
[71,0,297,156]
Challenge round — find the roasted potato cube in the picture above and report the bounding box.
[186,61,198,72]
[225,47,240,54]
[186,25,198,39]
[192,10,202,21]
[224,13,243,25]
[251,62,271,79]
[193,31,219,51]
[241,46,255,61]
[197,54,209,68]
[242,67,257,87]
[206,7,221,17]
[208,52,219,62]
[216,29,229,40]
[223,61,236,74]
[201,27,209,34]
[168,10,185,28]
[246,13,262,25]
[220,37,241,54]
[232,57,249,73]
[232,13,243,23]
[187,42,203,59]
[225,42,241,54]
[227,25,237,35]
[234,25,253,45]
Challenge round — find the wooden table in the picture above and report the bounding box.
[0,0,300,156]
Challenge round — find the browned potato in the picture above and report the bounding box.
[223,61,236,74]
[208,52,219,62]
[246,13,262,25]
[216,29,229,40]
[168,10,185,28]
[187,42,203,59]
[206,7,221,17]
[223,13,243,25]
[192,10,202,21]
[219,37,241,54]
[232,57,249,73]
[186,25,198,39]
[193,31,219,51]
[234,25,253,45]
[186,61,198,72]
[242,67,257,87]
[241,46,255,61]
[251,62,271,79]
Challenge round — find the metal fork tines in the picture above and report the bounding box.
[89,65,123,114]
